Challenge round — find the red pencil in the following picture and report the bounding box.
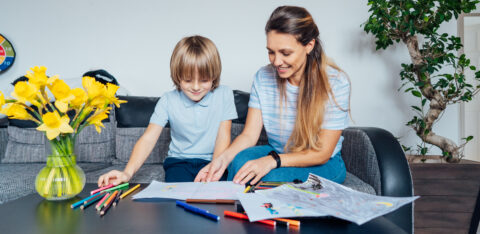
[90,184,114,195]
[224,210,276,226]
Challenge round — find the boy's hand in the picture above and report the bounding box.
[194,157,228,182]
[97,170,132,187]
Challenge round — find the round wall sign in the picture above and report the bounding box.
[0,34,15,73]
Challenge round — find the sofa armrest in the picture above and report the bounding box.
[358,127,413,234]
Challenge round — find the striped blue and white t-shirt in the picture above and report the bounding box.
[248,65,350,157]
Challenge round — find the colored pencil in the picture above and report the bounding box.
[100,190,118,216]
[120,184,141,199]
[254,186,275,190]
[176,201,220,221]
[223,210,276,226]
[81,193,106,210]
[84,193,103,204]
[274,218,301,226]
[71,193,99,209]
[113,190,123,207]
[95,192,111,210]
[243,185,251,193]
[185,199,235,204]
[259,181,285,184]
[90,184,114,195]
[256,184,280,187]
[101,183,129,193]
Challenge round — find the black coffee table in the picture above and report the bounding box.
[0,183,407,234]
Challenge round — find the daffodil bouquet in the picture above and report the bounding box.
[0,66,126,200]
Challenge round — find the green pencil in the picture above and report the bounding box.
[101,183,129,193]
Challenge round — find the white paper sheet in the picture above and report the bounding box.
[132,180,245,200]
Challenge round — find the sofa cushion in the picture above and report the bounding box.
[0,127,8,161]
[341,128,381,195]
[231,122,269,146]
[115,95,160,128]
[233,90,249,124]
[115,127,170,164]
[75,123,116,163]
[343,172,376,195]
[2,126,46,163]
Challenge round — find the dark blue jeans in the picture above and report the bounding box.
[227,145,346,183]
[163,157,227,182]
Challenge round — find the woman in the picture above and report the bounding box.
[195,6,350,185]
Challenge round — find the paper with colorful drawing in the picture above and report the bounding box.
[237,173,418,225]
[132,180,244,200]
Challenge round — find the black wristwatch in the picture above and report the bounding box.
[268,151,281,169]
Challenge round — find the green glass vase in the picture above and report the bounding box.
[35,137,85,200]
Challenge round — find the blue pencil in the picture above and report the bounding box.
[71,193,100,209]
[176,200,220,221]
[81,193,106,210]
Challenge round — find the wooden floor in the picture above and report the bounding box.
[410,161,480,234]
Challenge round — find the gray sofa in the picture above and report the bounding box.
[0,90,414,233]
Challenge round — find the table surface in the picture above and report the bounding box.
[0,183,407,234]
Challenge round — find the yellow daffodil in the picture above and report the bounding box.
[105,83,127,107]
[37,111,74,140]
[25,66,58,88]
[1,103,31,120]
[82,76,106,107]
[0,91,5,111]
[49,80,75,113]
[87,109,110,133]
[11,81,41,106]
[70,88,87,108]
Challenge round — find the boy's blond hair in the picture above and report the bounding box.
[170,35,221,90]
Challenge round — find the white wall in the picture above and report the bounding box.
[0,0,464,155]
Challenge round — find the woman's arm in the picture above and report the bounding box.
[233,129,342,185]
[194,107,264,182]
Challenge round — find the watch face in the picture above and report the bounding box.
[0,34,15,73]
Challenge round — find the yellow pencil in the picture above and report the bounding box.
[120,184,141,199]
[243,185,251,193]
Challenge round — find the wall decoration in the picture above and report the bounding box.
[0,34,15,73]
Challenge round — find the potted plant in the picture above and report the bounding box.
[363,1,480,233]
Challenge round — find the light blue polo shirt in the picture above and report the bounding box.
[150,85,238,161]
[249,65,350,156]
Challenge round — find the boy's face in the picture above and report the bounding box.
[179,74,213,102]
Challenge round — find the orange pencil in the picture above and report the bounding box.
[224,210,276,226]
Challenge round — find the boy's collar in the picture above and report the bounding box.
[180,90,212,107]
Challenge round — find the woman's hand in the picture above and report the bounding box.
[97,170,132,187]
[194,157,229,182]
[233,156,276,185]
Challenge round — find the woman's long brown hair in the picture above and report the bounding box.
[265,6,346,153]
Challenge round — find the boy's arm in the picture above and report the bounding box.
[212,120,232,160]
[123,123,163,178]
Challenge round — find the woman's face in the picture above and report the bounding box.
[266,30,314,84]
